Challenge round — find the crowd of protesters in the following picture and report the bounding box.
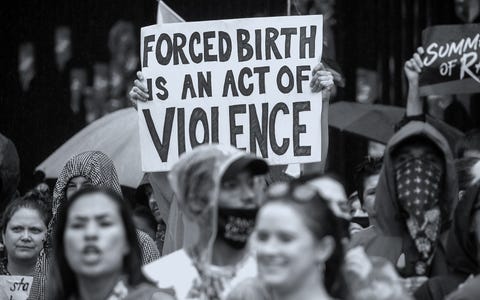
[0,43,479,299]
[1,2,480,300]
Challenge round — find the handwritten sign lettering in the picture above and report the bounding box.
[0,275,33,300]
[138,16,324,171]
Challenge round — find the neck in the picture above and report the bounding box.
[271,268,330,300]
[211,238,247,267]
[7,255,37,276]
[76,271,122,300]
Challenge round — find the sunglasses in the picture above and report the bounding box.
[266,181,319,203]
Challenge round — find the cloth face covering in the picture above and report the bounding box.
[217,207,258,249]
[395,157,443,275]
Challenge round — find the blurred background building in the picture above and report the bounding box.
[0,0,478,193]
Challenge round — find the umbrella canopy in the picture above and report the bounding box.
[329,101,463,147]
[36,108,143,188]
[329,101,404,144]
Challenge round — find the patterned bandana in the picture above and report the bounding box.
[395,157,443,275]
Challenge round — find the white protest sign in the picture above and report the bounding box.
[0,275,33,300]
[138,15,323,171]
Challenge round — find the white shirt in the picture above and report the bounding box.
[143,249,257,299]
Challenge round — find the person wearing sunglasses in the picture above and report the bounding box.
[228,179,347,300]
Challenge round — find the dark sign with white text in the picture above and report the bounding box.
[419,24,480,95]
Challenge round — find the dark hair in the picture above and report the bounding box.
[264,177,347,299]
[135,184,152,209]
[456,129,480,158]
[47,186,151,300]
[1,189,51,234]
[133,205,158,231]
[354,156,383,204]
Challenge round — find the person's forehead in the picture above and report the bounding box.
[364,174,380,189]
[464,150,480,159]
[394,138,442,158]
[9,208,43,225]
[69,194,118,217]
[221,169,254,183]
[258,203,305,230]
[68,176,89,184]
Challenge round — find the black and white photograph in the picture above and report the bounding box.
[1,0,480,299]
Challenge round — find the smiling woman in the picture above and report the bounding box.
[228,178,347,300]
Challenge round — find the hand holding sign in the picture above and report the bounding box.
[129,71,149,109]
[137,15,325,172]
[404,47,427,117]
[131,62,333,106]
[310,63,334,93]
[404,47,425,84]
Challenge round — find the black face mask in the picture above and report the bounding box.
[217,207,258,249]
[337,216,351,239]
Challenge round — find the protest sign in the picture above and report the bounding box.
[0,275,33,300]
[138,15,323,171]
[419,24,480,96]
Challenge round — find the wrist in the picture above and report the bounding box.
[408,79,419,88]
[322,90,331,102]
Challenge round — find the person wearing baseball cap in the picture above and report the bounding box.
[144,144,269,299]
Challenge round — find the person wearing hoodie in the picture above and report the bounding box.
[0,133,20,217]
[414,179,480,300]
[356,120,458,281]
[143,144,269,300]
[397,47,464,156]
[28,151,160,300]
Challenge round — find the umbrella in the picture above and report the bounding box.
[36,108,143,188]
[329,101,463,147]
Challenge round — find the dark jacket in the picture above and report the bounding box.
[361,121,458,277]
[414,183,480,300]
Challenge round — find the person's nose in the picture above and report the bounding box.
[240,185,256,207]
[84,221,98,241]
[257,238,279,257]
[20,230,32,242]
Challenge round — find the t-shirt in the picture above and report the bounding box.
[143,249,256,299]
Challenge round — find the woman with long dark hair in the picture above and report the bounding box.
[47,187,173,300]
[29,151,160,299]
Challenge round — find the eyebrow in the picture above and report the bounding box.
[70,214,111,221]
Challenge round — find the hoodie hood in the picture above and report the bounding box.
[445,182,480,275]
[167,144,268,263]
[46,151,121,248]
[373,121,458,236]
[0,133,20,210]
[50,151,122,236]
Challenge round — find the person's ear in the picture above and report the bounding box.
[315,236,335,263]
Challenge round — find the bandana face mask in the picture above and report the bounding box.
[395,157,443,275]
[217,207,258,249]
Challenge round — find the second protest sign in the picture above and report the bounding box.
[138,15,323,172]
